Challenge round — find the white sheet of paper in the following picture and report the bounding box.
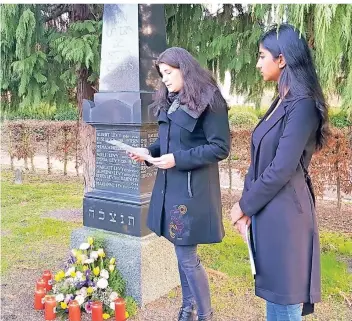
[106,139,156,164]
[246,224,256,275]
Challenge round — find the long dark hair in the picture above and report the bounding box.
[151,47,227,113]
[260,24,329,150]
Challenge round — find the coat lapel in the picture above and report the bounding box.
[167,99,201,132]
[252,98,290,178]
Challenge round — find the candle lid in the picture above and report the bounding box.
[69,300,79,306]
[92,301,102,306]
[43,270,52,275]
[45,295,56,301]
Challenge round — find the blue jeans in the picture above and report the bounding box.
[175,245,212,319]
[266,301,302,321]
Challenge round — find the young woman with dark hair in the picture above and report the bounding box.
[128,47,230,321]
[230,24,330,321]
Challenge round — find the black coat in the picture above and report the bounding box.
[147,95,230,245]
[239,96,321,307]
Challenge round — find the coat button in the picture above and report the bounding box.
[161,190,164,194]
[163,170,166,175]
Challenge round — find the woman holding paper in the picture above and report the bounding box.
[230,24,329,320]
[128,47,230,321]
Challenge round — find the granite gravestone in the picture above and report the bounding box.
[71,4,179,306]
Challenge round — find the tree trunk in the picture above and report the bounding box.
[335,139,341,212]
[63,129,68,176]
[72,4,96,192]
[30,156,35,172]
[77,68,96,192]
[46,135,51,174]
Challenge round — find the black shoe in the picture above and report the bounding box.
[198,311,214,321]
[177,305,197,321]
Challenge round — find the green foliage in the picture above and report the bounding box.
[329,108,352,128]
[166,4,352,115]
[229,108,259,129]
[1,4,102,115]
[125,296,138,317]
[2,103,78,121]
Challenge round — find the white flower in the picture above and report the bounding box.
[79,287,88,298]
[84,259,94,265]
[96,278,108,289]
[109,292,118,302]
[110,302,115,310]
[100,269,109,279]
[75,295,85,305]
[79,242,90,250]
[90,251,99,260]
[64,294,73,303]
[76,271,83,280]
[55,294,64,302]
[65,267,75,277]
[97,248,105,257]
[64,277,75,287]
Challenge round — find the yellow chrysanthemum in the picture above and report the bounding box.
[109,265,115,272]
[97,249,105,258]
[88,237,94,245]
[54,274,62,282]
[109,258,116,265]
[93,267,100,276]
[60,302,68,309]
[70,271,76,278]
[126,311,129,318]
[54,270,65,282]
[87,287,94,294]
[82,265,88,271]
[103,313,110,320]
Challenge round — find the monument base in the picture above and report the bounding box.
[71,227,180,306]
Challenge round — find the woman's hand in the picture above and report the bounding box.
[152,153,176,169]
[235,215,251,242]
[127,148,150,162]
[230,202,244,225]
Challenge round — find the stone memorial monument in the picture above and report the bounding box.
[71,4,179,306]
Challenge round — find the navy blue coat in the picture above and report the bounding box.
[239,96,321,307]
[147,94,230,245]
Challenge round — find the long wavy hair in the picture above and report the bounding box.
[151,47,227,113]
[260,24,329,150]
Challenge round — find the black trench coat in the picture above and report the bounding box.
[147,94,230,245]
[239,96,321,309]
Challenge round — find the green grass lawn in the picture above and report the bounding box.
[1,169,351,320]
[1,170,83,274]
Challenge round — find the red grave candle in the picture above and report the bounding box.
[44,295,57,320]
[114,298,126,321]
[91,301,103,321]
[69,300,81,321]
[34,288,46,310]
[36,278,47,291]
[42,270,53,291]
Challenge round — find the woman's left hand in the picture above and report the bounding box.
[152,153,176,169]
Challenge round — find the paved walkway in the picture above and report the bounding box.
[1,149,350,201]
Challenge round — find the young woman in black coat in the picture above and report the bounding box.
[128,47,231,321]
[230,24,329,321]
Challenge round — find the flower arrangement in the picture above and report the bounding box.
[50,236,137,320]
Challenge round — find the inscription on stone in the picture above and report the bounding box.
[95,129,158,193]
